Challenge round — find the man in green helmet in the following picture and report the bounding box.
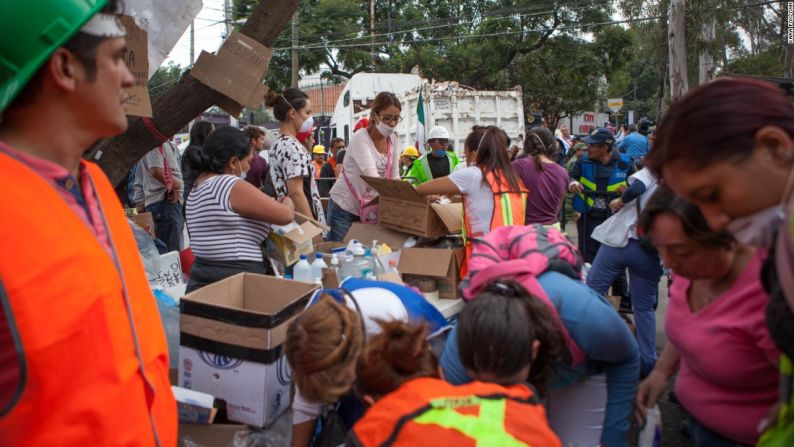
[0,1,177,445]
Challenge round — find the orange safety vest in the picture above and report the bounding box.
[0,154,177,446]
[461,170,528,277]
[351,377,561,447]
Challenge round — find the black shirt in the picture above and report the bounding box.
[427,153,451,179]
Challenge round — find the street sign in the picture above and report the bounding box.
[607,98,624,111]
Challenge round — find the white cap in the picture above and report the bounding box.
[427,126,450,140]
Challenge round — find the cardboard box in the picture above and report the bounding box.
[190,31,273,114]
[266,213,325,267]
[132,211,156,238]
[344,222,412,249]
[178,423,250,447]
[119,16,152,117]
[178,273,318,428]
[398,247,465,300]
[360,176,462,237]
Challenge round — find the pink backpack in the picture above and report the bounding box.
[460,224,586,367]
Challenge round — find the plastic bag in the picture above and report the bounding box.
[129,218,161,281]
[153,287,180,369]
[638,404,662,447]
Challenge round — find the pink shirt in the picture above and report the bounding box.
[666,252,779,445]
[329,129,399,215]
[0,141,112,255]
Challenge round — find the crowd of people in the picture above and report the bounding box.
[1,2,793,447]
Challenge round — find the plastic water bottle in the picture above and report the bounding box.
[357,248,375,278]
[638,404,662,447]
[293,255,313,283]
[350,244,367,278]
[311,253,328,285]
[330,254,341,281]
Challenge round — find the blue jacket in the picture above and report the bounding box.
[617,133,649,160]
[440,271,639,447]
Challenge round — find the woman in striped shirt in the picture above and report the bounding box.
[185,126,295,292]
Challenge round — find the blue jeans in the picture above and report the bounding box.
[587,239,661,376]
[326,199,358,242]
[146,200,184,253]
[688,416,751,447]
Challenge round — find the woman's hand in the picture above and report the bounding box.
[609,198,624,212]
[635,370,669,424]
[279,196,295,212]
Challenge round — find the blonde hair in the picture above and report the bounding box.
[285,296,364,403]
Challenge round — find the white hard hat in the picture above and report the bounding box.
[427,126,451,140]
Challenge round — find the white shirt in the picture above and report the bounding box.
[448,166,494,236]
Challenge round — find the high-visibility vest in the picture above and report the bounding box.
[461,170,528,277]
[758,354,794,446]
[0,153,177,446]
[408,152,460,184]
[571,153,630,213]
[351,377,561,447]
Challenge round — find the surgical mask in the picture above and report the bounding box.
[236,161,247,180]
[432,149,447,157]
[298,115,314,133]
[726,162,794,247]
[376,121,395,137]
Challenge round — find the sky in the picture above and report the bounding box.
[165,0,227,68]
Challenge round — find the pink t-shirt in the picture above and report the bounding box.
[0,141,112,255]
[666,252,779,445]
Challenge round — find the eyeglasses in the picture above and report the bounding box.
[378,114,403,124]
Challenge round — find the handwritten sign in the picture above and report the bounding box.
[190,31,272,113]
[119,16,153,117]
[150,251,184,289]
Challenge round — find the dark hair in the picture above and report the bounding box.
[189,121,213,147]
[646,77,794,178]
[638,185,734,250]
[9,0,126,108]
[464,126,522,191]
[370,91,401,115]
[243,125,264,142]
[263,87,309,122]
[458,280,565,396]
[523,127,559,172]
[355,320,439,399]
[331,137,345,148]
[187,126,251,174]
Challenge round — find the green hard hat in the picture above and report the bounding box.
[0,0,108,113]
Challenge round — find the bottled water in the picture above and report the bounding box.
[330,254,341,281]
[310,253,328,285]
[293,255,314,283]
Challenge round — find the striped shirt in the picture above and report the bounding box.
[186,175,269,262]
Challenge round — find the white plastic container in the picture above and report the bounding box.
[638,404,662,447]
[310,253,328,285]
[293,255,314,284]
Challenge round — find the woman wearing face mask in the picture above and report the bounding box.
[645,78,794,443]
[327,92,401,241]
[264,88,325,223]
[184,127,295,292]
[635,186,779,447]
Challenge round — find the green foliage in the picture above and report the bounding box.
[724,48,786,77]
[148,62,185,100]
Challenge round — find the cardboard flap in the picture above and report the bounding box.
[361,176,426,203]
[344,223,411,248]
[295,211,330,232]
[282,221,323,244]
[119,16,152,117]
[398,248,454,277]
[190,31,273,108]
[431,203,463,234]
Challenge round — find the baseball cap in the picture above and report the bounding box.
[526,113,544,129]
[581,128,615,146]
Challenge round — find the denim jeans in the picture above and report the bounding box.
[586,239,662,376]
[146,200,184,253]
[326,199,359,242]
[687,416,752,447]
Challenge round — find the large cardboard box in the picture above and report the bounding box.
[398,247,465,300]
[178,273,318,428]
[361,176,462,238]
[178,423,250,447]
[266,213,326,267]
[343,222,412,249]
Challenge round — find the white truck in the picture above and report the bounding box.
[330,73,525,157]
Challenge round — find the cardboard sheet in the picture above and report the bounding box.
[119,16,152,117]
[190,31,272,110]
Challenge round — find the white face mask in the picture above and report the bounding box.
[725,163,794,247]
[299,115,314,134]
[236,160,247,180]
[376,121,395,137]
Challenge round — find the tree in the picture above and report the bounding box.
[510,35,604,131]
[147,62,186,101]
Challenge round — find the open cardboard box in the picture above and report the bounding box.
[398,247,465,300]
[178,273,318,428]
[361,176,462,238]
[266,212,327,267]
[343,222,413,249]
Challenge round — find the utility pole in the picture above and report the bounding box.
[224,0,233,37]
[189,20,195,65]
[370,0,376,66]
[668,0,688,102]
[291,13,299,87]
